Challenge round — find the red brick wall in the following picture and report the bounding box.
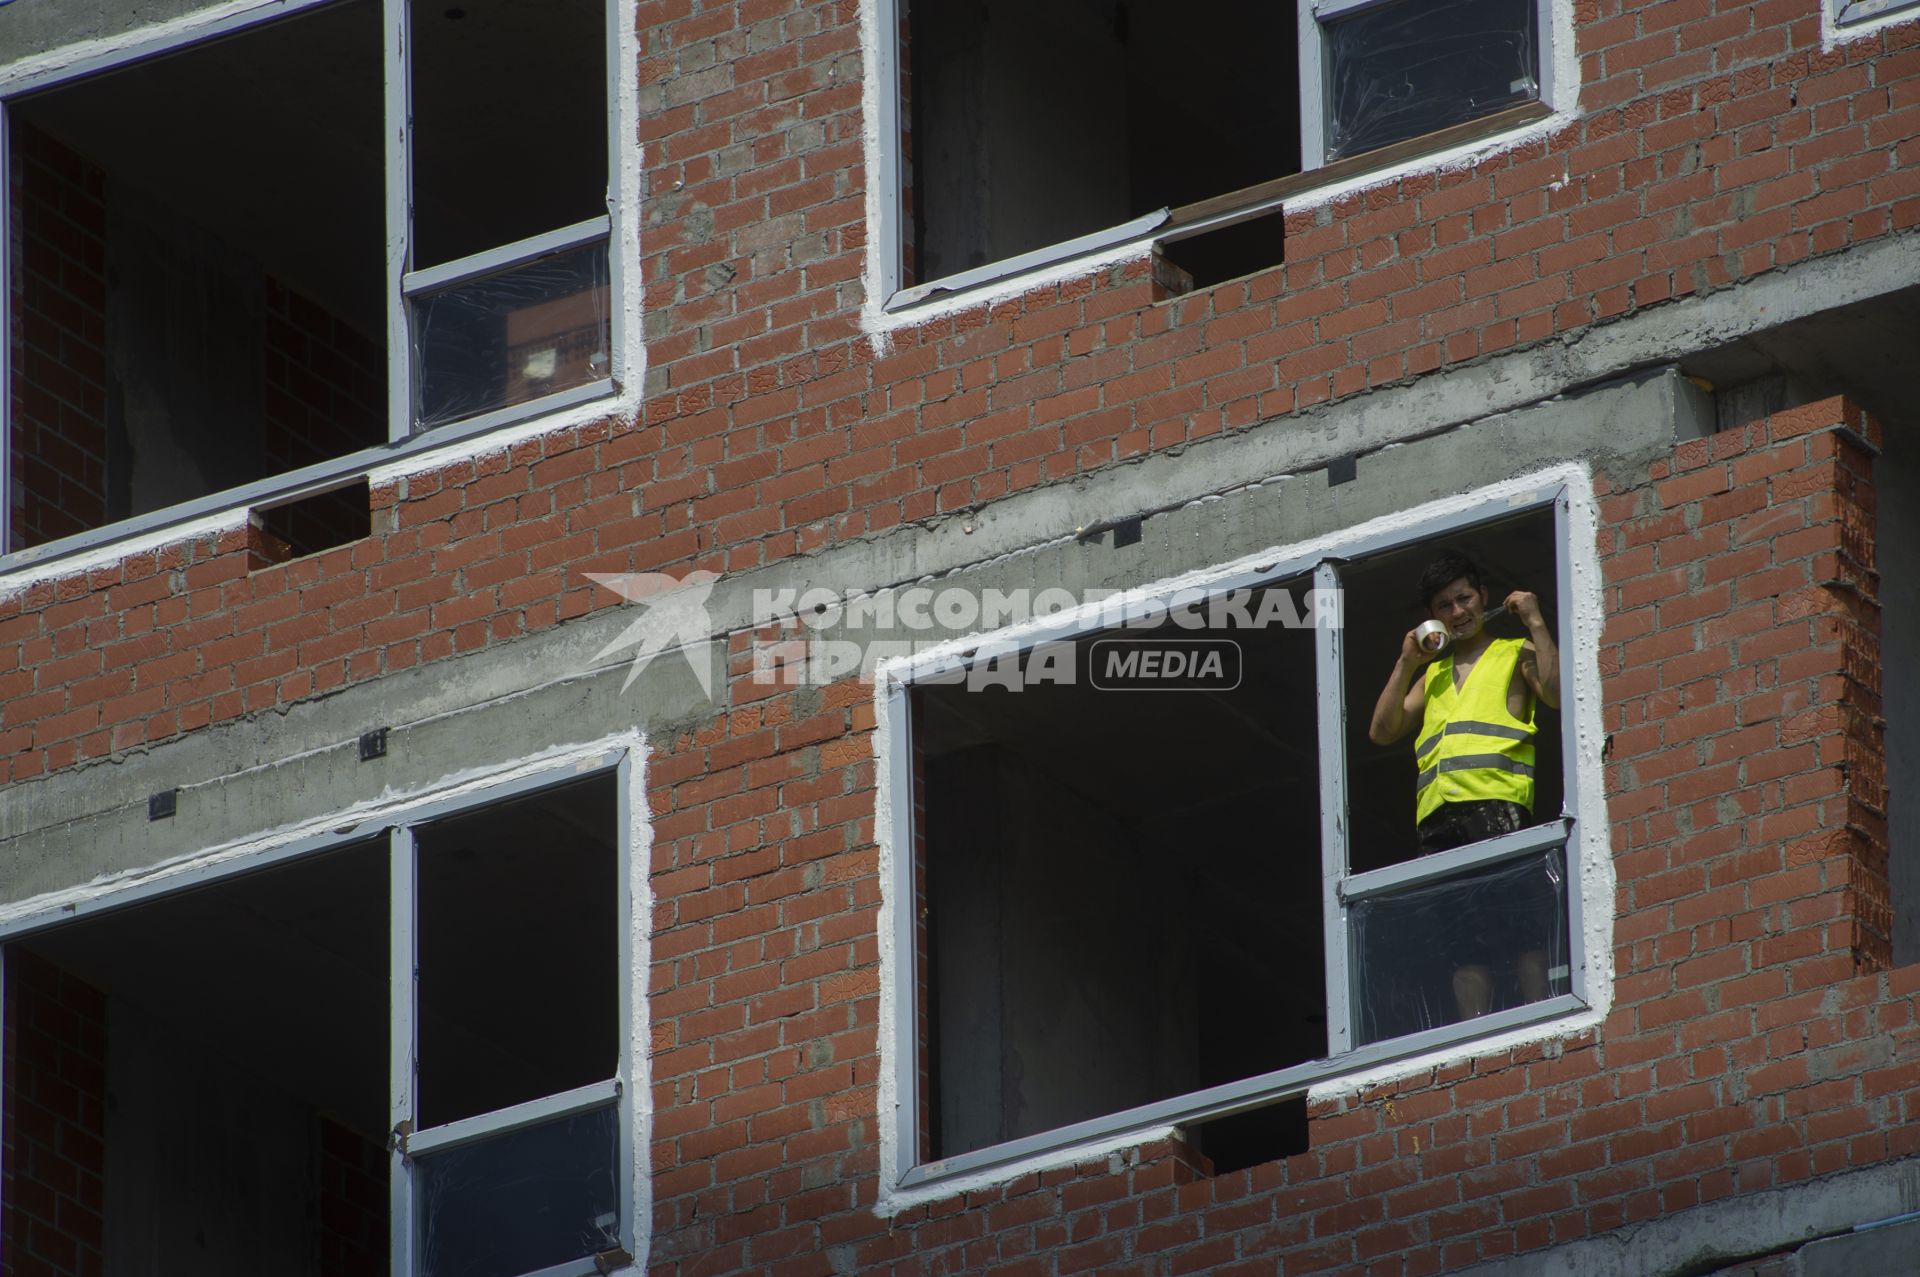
[1,2,1919,1266]
[316,1117,387,1277]
[631,397,1920,1275]
[260,279,382,554]
[5,2,1919,781]
[262,280,382,476]
[7,122,109,551]
[1,950,107,1277]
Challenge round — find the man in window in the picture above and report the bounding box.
[1367,551,1560,1018]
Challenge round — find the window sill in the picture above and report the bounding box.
[896,989,1592,1192]
[0,377,618,580]
[879,100,1555,318]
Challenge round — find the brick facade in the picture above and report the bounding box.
[633,397,1920,1275]
[2,0,1919,1274]
[6,122,109,551]
[1,951,107,1277]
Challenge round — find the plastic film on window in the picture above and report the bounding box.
[411,239,610,430]
[417,1104,620,1277]
[1323,0,1539,162]
[1350,846,1569,1047]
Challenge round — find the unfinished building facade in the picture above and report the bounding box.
[1,0,1919,1274]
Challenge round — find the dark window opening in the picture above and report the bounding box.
[4,0,613,553]
[905,502,1581,1171]
[409,0,608,270]
[901,0,1300,287]
[250,478,373,568]
[1341,505,1564,876]
[1155,208,1289,297]
[1183,1097,1310,1176]
[0,771,622,1276]
[406,0,612,430]
[1324,0,1540,162]
[6,0,387,554]
[915,582,1326,1162]
[414,776,620,1129]
[5,838,393,1277]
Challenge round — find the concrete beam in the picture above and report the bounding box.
[1460,1156,1920,1277]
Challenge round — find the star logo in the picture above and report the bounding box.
[586,569,723,699]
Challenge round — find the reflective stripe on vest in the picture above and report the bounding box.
[1415,636,1536,824]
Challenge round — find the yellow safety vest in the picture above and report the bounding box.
[1415,636,1536,824]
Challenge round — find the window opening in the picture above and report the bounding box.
[914,580,1326,1163]
[0,767,628,1277]
[1342,506,1564,874]
[1182,1096,1310,1176]
[6,0,386,553]
[6,837,392,1275]
[896,491,1583,1183]
[886,0,1552,302]
[1154,208,1289,297]
[413,779,620,1129]
[409,0,607,269]
[899,0,1300,289]
[4,0,615,557]
[249,478,374,567]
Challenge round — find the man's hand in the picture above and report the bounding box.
[1504,590,1545,629]
[1504,589,1560,710]
[1399,626,1444,667]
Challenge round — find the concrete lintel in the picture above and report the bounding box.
[1460,1155,1920,1277]
[0,635,715,903]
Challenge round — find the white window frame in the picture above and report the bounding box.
[872,0,1558,312]
[0,751,638,1277]
[881,482,1591,1190]
[0,0,627,567]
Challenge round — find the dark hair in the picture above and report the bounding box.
[1417,551,1484,610]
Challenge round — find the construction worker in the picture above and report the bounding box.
[1367,550,1560,1020]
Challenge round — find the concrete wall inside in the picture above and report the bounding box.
[0,0,230,68]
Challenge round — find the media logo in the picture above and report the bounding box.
[1088,639,1242,691]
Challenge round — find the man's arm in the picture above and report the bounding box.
[1368,630,1435,745]
[1505,590,1560,710]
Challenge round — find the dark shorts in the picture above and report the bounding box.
[1416,799,1530,857]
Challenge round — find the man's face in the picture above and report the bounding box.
[1427,576,1487,640]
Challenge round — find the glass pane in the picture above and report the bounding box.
[412,239,610,430]
[1324,0,1539,161]
[417,1105,620,1277]
[415,773,619,1128]
[1351,847,1570,1046]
